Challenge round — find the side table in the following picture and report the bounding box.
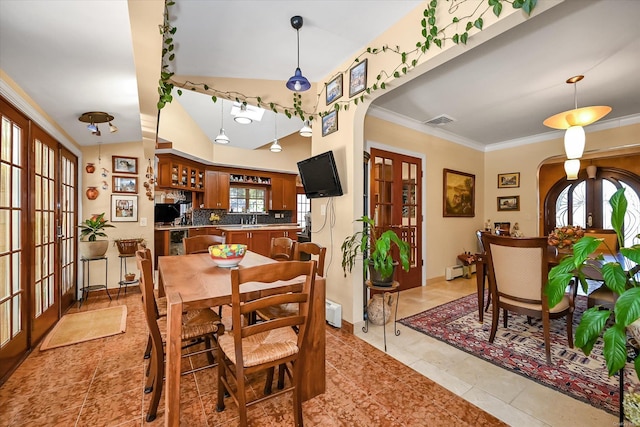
[80,256,111,307]
[117,254,139,299]
[362,280,400,352]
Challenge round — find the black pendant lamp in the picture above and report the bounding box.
[286,16,311,92]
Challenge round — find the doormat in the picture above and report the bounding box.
[399,293,639,415]
[40,305,127,350]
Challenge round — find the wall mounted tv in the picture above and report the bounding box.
[297,150,343,199]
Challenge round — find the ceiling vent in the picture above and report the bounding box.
[423,114,456,126]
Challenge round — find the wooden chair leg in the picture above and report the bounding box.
[543,313,551,365]
[277,363,286,389]
[503,308,508,328]
[236,364,248,427]
[144,334,152,359]
[264,367,274,395]
[292,362,303,427]
[216,350,227,412]
[567,312,574,348]
[204,336,215,365]
[146,345,164,422]
[489,301,499,343]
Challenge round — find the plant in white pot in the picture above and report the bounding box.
[78,213,115,259]
[341,215,410,286]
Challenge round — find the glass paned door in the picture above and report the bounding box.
[59,147,77,310]
[0,99,28,381]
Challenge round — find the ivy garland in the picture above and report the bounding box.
[158,0,537,123]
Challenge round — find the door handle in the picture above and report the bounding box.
[56,225,64,239]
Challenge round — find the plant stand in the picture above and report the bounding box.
[80,256,110,307]
[117,254,139,299]
[362,280,400,352]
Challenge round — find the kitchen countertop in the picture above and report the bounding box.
[155,223,300,231]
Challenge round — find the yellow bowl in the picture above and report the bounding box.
[208,244,247,268]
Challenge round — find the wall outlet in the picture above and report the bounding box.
[321,204,326,216]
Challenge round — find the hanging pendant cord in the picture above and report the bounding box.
[296,29,300,68]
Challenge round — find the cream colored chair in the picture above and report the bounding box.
[482,234,575,364]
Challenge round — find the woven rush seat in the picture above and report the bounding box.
[155,296,167,317]
[218,327,298,367]
[157,308,223,341]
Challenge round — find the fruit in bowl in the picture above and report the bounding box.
[208,244,247,268]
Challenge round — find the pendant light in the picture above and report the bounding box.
[270,116,282,153]
[286,16,311,92]
[214,101,230,144]
[564,159,580,181]
[299,120,312,137]
[233,104,253,125]
[543,75,611,160]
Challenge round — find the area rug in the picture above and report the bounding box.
[40,305,127,351]
[399,293,640,415]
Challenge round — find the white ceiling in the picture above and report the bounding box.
[1,0,639,152]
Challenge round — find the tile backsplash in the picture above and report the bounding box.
[192,209,294,226]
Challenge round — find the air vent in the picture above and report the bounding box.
[424,114,456,126]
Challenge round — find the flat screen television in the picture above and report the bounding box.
[297,150,343,199]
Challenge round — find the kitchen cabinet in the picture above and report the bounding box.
[270,175,296,211]
[222,228,298,257]
[156,154,205,192]
[204,171,230,209]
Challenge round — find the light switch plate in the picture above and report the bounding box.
[140,217,147,226]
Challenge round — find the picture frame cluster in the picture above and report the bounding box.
[497,172,520,212]
[111,156,139,222]
[322,59,369,137]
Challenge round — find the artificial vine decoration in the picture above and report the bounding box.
[158,0,537,122]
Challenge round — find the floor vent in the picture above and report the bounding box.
[424,114,456,125]
[326,299,342,328]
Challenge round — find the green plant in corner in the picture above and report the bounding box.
[341,215,410,280]
[79,213,115,242]
[546,188,640,378]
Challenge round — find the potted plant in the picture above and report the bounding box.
[341,215,410,286]
[547,188,640,380]
[113,238,145,256]
[78,212,115,258]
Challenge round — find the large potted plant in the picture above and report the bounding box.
[78,212,115,259]
[341,215,410,286]
[547,188,640,381]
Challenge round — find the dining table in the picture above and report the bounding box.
[157,251,326,426]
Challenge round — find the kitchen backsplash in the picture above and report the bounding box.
[192,209,293,226]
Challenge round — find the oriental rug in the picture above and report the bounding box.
[399,293,640,415]
[40,305,127,350]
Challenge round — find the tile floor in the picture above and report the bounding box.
[0,275,618,426]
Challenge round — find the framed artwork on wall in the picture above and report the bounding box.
[349,59,367,97]
[497,195,520,211]
[112,156,138,175]
[326,74,343,105]
[111,194,138,222]
[322,110,338,137]
[443,169,475,217]
[112,176,138,194]
[497,172,520,188]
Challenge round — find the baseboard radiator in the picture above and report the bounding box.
[325,299,342,328]
[445,263,476,280]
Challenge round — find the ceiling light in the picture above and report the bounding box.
[543,75,611,159]
[299,120,312,137]
[564,159,580,181]
[215,101,231,144]
[286,16,311,92]
[78,111,115,136]
[270,116,282,152]
[233,104,253,124]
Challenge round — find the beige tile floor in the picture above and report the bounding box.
[355,276,619,427]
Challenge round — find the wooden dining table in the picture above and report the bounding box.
[157,251,326,426]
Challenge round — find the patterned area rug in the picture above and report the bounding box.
[399,293,640,415]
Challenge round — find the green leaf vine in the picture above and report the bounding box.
[158,0,537,124]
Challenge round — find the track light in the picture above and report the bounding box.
[109,122,118,133]
[79,112,115,137]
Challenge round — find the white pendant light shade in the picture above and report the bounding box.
[564,159,580,180]
[234,104,253,124]
[214,129,230,144]
[299,120,312,137]
[564,126,585,159]
[270,139,282,152]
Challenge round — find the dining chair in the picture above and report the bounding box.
[583,229,619,309]
[135,250,225,422]
[482,234,575,364]
[216,260,316,427]
[183,234,226,254]
[269,236,295,261]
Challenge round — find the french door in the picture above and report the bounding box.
[0,97,77,382]
[370,148,422,290]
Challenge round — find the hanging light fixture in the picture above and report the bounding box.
[78,112,115,136]
[233,104,253,125]
[270,115,282,153]
[299,120,312,137]
[286,16,311,92]
[564,159,580,181]
[586,163,598,179]
[214,101,230,144]
[543,75,611,160]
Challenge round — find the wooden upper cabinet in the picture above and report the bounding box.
[204,170,230,209]
[156,154,205,192]
[271,175,296,210]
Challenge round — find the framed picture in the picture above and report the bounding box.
[112,176,138,194]
[326,74,343,105]
[349,59,367,97]
[111,194,138,222]
[112,156,138,175]
[322,110,338,137]
[497,172,520,188]
[497,195,520,211]
[443,168,475,217]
